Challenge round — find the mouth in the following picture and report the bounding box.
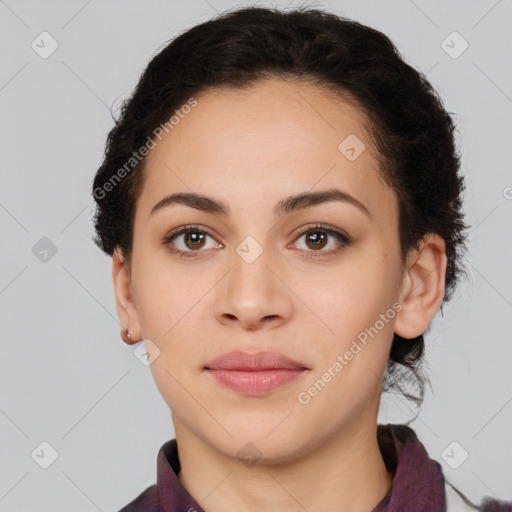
[204,350,309,396]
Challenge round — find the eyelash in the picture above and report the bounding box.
[162,223,351,259]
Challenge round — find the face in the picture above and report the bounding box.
[114,78,425,462]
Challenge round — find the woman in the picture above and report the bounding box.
[91,6,512,512]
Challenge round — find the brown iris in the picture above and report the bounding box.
[305,231,328,250]
[184,232,206,250]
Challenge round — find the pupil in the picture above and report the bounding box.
[308,232,326,249]
[187,232,204,248]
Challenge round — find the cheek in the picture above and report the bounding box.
[303,258,389,329]
[132,258,210,389]
[298,248,398,371]
[132,255,203,337]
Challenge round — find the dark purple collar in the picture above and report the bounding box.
[118,424,455,511]
[371,424,446,511]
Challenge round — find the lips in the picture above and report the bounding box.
[204,350,308,371]
[204,350,309,395]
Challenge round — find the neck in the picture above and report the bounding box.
[174,414,393,512]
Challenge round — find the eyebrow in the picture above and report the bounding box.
[150,188,371,220]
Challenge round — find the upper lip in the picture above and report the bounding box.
[205,350,308,371]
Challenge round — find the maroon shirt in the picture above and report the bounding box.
[118,423,512,512]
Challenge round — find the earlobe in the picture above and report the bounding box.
[394,234,447,340]
[112,247,141,345]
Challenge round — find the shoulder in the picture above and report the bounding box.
[446,479,512,512]
[377,424,512,512]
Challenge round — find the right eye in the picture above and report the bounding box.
[163,224,222,258]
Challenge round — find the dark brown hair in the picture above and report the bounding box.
[91,5,470,411]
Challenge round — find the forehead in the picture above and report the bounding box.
[138,77,395,223]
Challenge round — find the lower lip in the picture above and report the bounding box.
[206,369,307,396]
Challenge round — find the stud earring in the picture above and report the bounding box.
[121,327,135,344]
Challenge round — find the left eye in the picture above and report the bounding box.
[290,224,351,258]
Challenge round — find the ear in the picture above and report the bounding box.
[112,247,142,345]
[394,233,447,339]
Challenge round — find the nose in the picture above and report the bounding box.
[214,243,293,331]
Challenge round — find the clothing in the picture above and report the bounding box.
[118,423,512,512]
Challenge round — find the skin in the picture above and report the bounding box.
[112,77,447,512]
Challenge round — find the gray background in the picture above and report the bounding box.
[0,0,511,510]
